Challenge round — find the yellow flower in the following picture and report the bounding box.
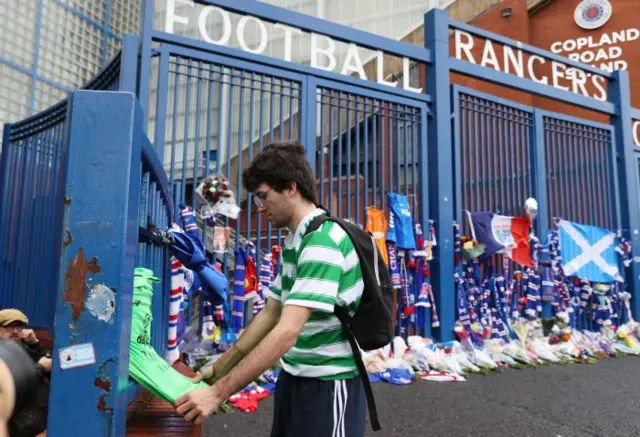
[463,241,475,250]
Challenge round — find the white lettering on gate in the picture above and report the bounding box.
[198,6,232,46]
[550,28,639,73]
[164,0,420,93]
[164,2,614,100]
[165,0,192,34]
[273,23,303,62]
[237,16,268,54]
[504,45,524,78]
[453,29,608,101]
[311,34,337,72]
[377,52,399,88]
[633,121,640,147]
[528,55,547,84]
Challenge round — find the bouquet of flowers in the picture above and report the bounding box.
[453,324,498,374]
[460,236,485,261]
[614,326,640,355]
[196,174,241,220]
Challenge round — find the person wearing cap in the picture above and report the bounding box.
[0,310,51,372]
[0,309,50,437]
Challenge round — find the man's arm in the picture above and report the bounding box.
[175,304,312,422]
[197,297,282,384]
[21,330,46,362]
[234,297,282,354]
[175,232,343,423]
[212,304,311,399]
[210,231,344,396]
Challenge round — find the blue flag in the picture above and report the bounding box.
[558,219,623,283]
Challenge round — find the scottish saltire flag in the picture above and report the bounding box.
[467,212,533,267]
[557,220,623,283]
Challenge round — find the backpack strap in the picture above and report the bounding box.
[334,307,382,432]
[304,214,331,236]
[304,211,382,432]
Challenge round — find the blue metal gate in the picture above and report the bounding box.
[453,86,620,235]
[453,87,534,221]
[141,8,433,334]
[2,2,640,435]
[540,112,618,230]
[0,54,123,328]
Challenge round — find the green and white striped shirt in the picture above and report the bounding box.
[268,208,364,380]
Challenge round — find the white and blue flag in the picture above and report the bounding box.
[558,219,623,283]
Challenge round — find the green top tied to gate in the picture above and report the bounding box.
[129,267,208,403]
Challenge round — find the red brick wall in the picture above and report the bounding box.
[449,0,640,122]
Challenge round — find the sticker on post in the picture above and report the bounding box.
[59,343,96,370]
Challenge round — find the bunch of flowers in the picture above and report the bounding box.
[200,175,234,205]
[196,174,241,220]
[548,332,572,344]
[460,236,485,261]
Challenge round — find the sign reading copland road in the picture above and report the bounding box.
[163,0,423,93]
[551,28,639,73]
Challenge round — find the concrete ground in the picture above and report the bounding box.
[204,356,640,437]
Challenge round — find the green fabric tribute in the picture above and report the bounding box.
[129,267,208,403]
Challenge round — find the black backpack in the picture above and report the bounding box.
[304,208,394,432]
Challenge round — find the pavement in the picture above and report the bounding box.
[203,356,640,437]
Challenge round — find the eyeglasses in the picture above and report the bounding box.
[253,188,272,208]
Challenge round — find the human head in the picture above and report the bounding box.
[0,310,28,342]
[242,140,318,228]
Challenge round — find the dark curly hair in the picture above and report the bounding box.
[242,140,318,205]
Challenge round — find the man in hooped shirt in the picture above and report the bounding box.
[175,140,366,437]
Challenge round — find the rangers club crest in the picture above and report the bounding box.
[574,0,612,30]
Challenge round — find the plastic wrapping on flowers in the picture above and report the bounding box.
[196,173,241,220]
[460,236,485,261]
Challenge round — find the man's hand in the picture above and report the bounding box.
[38,357,52,373]
[21,329,38,345]
[174,386,224,424]
[209,305,312,403]
[192,365,215,384]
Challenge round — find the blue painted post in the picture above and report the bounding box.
[531,110,552,318]
[104,0,112,65]
[119,34,139,94]
[304,77,318,176]
[609,70,640,319]
[139,0,156,126]
[29,0,44,115]
[0,123,13,305]
[154,47,170,165]
[424,9,455,342]
[47,91,143,437]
